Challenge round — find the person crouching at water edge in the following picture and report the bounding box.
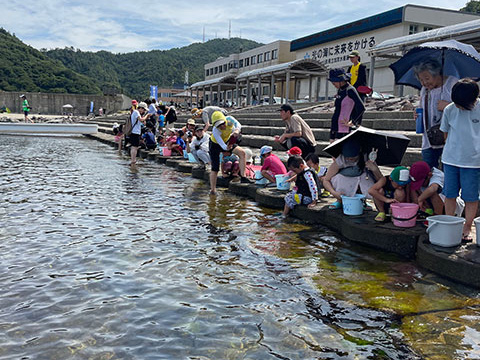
[209,111,253,195]
[283,155,320,216]
[130,102,149,166]
[368,166,410,222]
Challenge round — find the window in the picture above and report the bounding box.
[245,57,249,66]
[271,49,278,60]
[239,59,244,68]
[251,55,256,65]
[234,60,239,68]
[219,65,222,73]
[423,26,433,31]
[257,53,263,63]
[223,64,228,72]
[264,51,270,61]
[215,67,218,74]
[409,24,418,35]
[206,69,209,76]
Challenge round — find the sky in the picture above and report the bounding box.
[1,0,471,53]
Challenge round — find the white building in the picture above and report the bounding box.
[291,4,480,98]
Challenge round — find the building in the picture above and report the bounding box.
[291,5,480,98]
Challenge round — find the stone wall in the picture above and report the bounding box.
[0,92,132,115]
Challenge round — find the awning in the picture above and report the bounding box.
[190,75,236,88]
[236,58,328,80]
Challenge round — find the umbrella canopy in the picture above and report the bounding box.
[389,39,480,89]
[62,104,74,108]
[323,126,411,166]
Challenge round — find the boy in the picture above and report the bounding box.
[259,145,287,184]
[409,161,445,215]
[188,125,210,166]
[368,166,410,222]
[283,155,320,216]
[305,153,329,197]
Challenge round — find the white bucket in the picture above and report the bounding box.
[426,215,465,247]
[475,216,480,247]
[187,153,197,163]
[255,170,268,185]
[275,174,290,191]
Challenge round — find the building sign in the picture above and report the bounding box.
[304,36,376,65]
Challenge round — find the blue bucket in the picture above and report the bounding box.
[341,194,365,216]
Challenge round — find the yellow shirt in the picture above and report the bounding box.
[349,63,361,86]
[211,122,234,145]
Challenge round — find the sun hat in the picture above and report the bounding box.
[390,166,410,186]
[348,50,360,58]
[131,99,138,105]
[260,145,273,156]
[409,161,431,191]
[191,108,202,117]
[20,94,26,98]
[328,68,350,82]
[187,118,196,125]
[341,140,360,157]
[194,124,204,131]
[287,146,302,156]
[212,111,227,127]
[137,101,148,110]
[278,104,295,113]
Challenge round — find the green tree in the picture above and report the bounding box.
[461,0,480,13]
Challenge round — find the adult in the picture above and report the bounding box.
[191,106,227,132]
[129,102,149,166]
[182,118,196,134]
[20,94,31,123]
[259,145,287,184]
[413,59,457,169]
[147,99,158,128]
[188,124,210,167]
[209,111,252,194]
[323,139,382,209]
[328,68,365,142]
[347,51,367,101]
[274,104,316,158]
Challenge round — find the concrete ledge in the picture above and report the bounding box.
[177,162,194,173]
[255,188,288,209]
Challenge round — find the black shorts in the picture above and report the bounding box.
[24,111,29,116]
[130,133,140,147]
[209,141,223,172]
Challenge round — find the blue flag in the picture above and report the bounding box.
[150,85,158,101]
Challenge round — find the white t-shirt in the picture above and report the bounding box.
[131,110,142,135]
[191,133,210,152]
[440,100,480,168]
[420,76,457,150]
[148,103,157,115]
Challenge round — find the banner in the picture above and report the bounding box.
[150,85,158,101]
[90,101,94,113]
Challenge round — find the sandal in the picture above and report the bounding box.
[329,201,342,210]
[462,233,473,243]
[374,212,386,222]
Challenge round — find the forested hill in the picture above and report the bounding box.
[44,38,262,97]
[0,28,102,94]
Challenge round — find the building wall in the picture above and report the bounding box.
[0,92,130,116]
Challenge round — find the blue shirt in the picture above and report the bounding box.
[176,137,186,150]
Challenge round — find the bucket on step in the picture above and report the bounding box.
[341,194,365,216]
[159,147,171,156]
[255,170,268,185]
[426,215,465,247]
[474,216,480,247]
[187,153,197,163]
[391,203,419,228]
[275,174,290,191]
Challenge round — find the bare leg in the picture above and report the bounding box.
[130,146,138,165]
[444,197,456,216]
[232,146,246,177]
[261,169,275,183]
[463,201,479,237]
[210,171,218,194]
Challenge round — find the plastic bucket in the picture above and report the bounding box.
[183,150,189,159]
[341,194,365,216]
[159,147,171,156]
[426,215,465,247]
[475,216,480,247]
[255,170,268,185]
[187,153,197,163]
[275,174,290,191]
[391,203,419,228]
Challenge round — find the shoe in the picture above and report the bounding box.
[240,176,254,184]
[320,190,330,198]
[462,233,473,243]
[374,212,386,222]
[328,201,342,210]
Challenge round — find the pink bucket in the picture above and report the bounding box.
[159,147,171,156]
[390,203,419,228]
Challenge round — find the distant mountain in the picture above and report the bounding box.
[0,28,102,94]
[44,38,262,98]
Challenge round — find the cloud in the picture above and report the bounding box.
[1,0,471,53]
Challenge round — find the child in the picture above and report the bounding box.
[287,146,302,157]
[440,78,480,241]
[409,161,444,215]
[170,129,186,155]
[368,166,410,222]
[259,145,287,184]
[221,150,240,178]
[244,148,256,179]
[112,122,123,151]
[188,125,210,166]
[141,127,157,150]
[283,155,320,216]
[305,153,329,197]
[157,107,165,130]
[165,128,177,149]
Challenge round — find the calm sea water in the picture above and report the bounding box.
[1,135,480,359]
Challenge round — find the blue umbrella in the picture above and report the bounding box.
[389,39,480,89]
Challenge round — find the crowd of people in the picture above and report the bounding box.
[115,51,479,240]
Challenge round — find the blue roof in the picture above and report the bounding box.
[290,7,404,52]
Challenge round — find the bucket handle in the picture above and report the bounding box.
[426,221,438,234]
[391,213,418,222]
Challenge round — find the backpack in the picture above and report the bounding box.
[166,107,177,123]
[123,113,138,136]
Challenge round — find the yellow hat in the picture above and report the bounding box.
[191,108,202,117]
[212,111,227,127]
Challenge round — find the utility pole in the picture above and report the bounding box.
[203,26,205,43]
[228,20,231,39]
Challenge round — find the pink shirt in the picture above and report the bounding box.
[261,154,287,175]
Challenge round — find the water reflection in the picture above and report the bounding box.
[0,135,479,359]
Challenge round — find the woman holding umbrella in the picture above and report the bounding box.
[413,59,457,169]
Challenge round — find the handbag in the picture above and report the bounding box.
[424,90,445,146]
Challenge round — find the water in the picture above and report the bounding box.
[1,135,480,359]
